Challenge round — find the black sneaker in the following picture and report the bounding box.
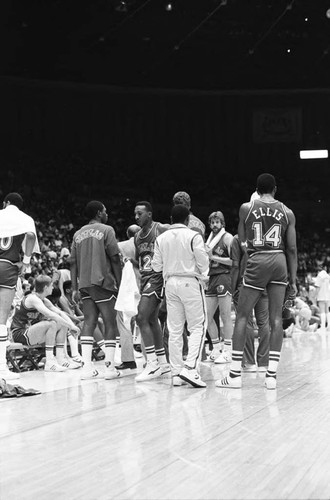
[115,361,137,370]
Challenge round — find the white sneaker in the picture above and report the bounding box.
[214,351,232,364]
[264,376,277,390]
[80,363,103,380]
[104,362,121,380]
[160,363,171,379]
[208,349,221,362]
[215,375,242,389]
[172,375,187,386]
[0,368,20,381]
[179,367,206,388]
[61,357,82,370]
[44,359,67,372]
[135,360,161,382]
[71,355,83,366]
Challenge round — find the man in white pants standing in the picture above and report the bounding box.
[152,204,209,388]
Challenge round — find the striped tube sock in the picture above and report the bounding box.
[145,345,157,362]
[56,343,65,363]
[105,340,116,365]
[229,350,243,378]
[155,347,167,364]
[45,345,55,362]
[0,324,8,371]
[116,336,121,347]
[81,336,94,365]
[212,338,221,348]
[266,351,281,379]
[224,339,232,352]
[96,339,106,353]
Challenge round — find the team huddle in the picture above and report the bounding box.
[0,173,297,390]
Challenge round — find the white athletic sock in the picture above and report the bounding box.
[224,339,232,352]
[266,351,281,379]
[105,340,116,366]
[67,332,79,357]
[0,324,8,371]
[45,345,55,362]
[155,348,167,364]
[81,336,94,365]
[326,313,330,329]
[320,313,326,329]
[145,345,157,363]
[212,338,221,349]
[96,339,106,353]
[56,343,65,363]
[229,350,243,378]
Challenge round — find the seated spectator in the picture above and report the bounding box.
[293,297,318,332]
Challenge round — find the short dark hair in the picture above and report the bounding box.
[257,173,276,194]
[4,192,24,209]
[85,200,104,219]
[135,201,153,213]
[63,280,72,293]
[35,275,52,293]
[171,204,190,224]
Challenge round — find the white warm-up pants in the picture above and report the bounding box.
[165,276,207,375]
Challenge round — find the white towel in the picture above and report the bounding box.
[205,227,226,250]
[0,205,40,254]
[115,261,141,329]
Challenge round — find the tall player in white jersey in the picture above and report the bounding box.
[216,173,297,390]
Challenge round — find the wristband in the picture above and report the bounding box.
[23,255,31,265]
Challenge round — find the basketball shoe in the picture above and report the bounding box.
[135,359,161,382]
[104,362,121,380]
[44,358,67,372]
[179,367,206,388]
[214,351,232,364]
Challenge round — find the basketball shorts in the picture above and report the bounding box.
[80,286,117,304]
[243,252,287,291]
[0,261,19,289]
[140,272,164,301]
[206,273,232,297]
[11,328,32,346]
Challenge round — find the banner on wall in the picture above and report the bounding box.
[253,108,302,143]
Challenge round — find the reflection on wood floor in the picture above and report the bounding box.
[1,330,330,500]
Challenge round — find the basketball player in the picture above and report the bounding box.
[134,201,171,381]
[172,191,205,238]
[70,200,122,380]
[205,211,234,364]
[152,204,209,388]
[10,275,80,371]
[216,173,297,390]
[0,193,38,380]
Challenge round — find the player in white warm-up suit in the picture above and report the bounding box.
[152,204,209,388]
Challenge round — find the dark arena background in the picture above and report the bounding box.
[2,2,330,499]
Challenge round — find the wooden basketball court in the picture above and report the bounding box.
[1,330,330,500]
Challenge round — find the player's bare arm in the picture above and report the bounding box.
[237,202,251,244]
[285,209,298,292]
[26,294,75,329]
